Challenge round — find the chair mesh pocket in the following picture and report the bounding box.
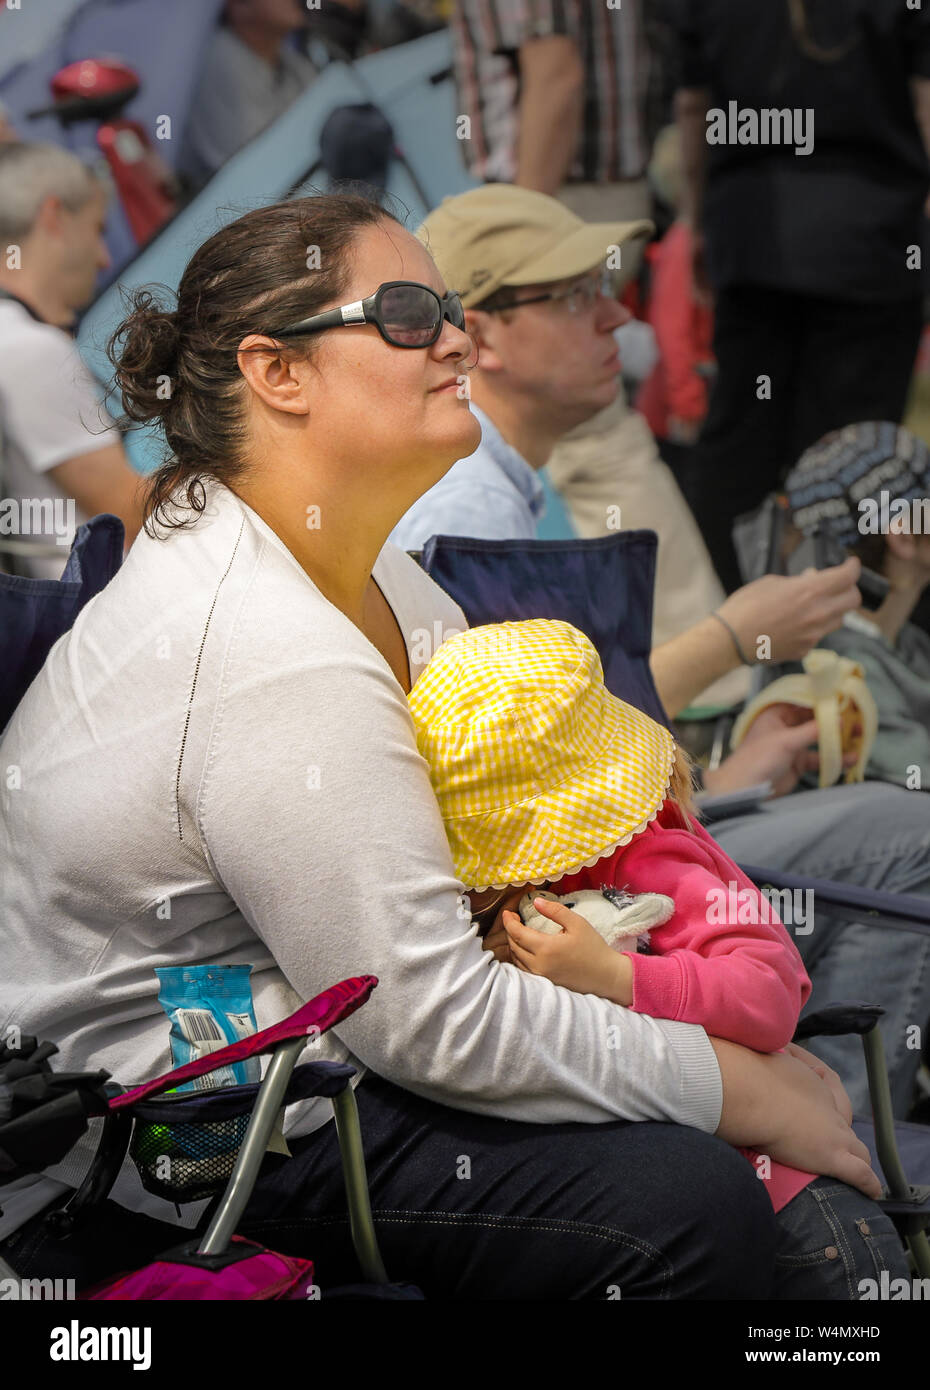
[129,1110,251,1203]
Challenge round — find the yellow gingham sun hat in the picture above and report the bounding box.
[407,619,678,891]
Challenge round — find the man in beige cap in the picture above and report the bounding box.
[389,183,859,726]
[392,185,652,544]
[392,188,736,707]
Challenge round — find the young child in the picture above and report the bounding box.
[782,421,930,794]
[407,617,906,1297]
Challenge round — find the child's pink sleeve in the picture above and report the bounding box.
[603,818,811,1052]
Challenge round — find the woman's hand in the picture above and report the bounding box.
[717,558,861,664]
[502,898,634,1005]
[783,1041,853,1125]
[710,1037,881,1198]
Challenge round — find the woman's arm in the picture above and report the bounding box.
[709,1037,880,1198]
[497,909,879,1197]
[503,845,805,1053]
[197,640,722,1133]
[649,613,737,719]
[514,36,584,195]
[649,560,862,719]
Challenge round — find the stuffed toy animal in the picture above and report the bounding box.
[517,886,675,954]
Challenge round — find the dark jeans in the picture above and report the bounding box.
[1,1072,908,1299]
[681,286,924,593]
[774,1177,909,1300]
[237,1070,780,1300]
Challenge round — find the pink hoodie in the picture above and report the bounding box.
[549,802,818,1213]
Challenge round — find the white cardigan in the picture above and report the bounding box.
[0,479,722,1229]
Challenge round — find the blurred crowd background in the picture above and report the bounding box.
[2,0,930,687]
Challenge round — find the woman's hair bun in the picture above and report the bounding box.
[107,285,182,425]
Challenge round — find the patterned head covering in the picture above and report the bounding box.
[407,619,677,891]
[784,421,930,548]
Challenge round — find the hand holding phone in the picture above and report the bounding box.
[790,527,889,611]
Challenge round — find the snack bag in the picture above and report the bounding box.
[155,964,261,1092]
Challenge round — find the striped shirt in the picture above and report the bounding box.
[450,0,651,183]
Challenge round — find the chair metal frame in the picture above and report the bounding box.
[196,1033,388,1283]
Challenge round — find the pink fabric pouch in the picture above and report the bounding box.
[81,1235,316,1301]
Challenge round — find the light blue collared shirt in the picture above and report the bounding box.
[388,403,548,552]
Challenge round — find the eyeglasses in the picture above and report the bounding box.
[269,280,468,348]
[485,267,614,316]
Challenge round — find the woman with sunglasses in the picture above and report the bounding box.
[0,193,872,1299]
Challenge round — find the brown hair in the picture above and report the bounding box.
[668,742,701,829]
[106,191,402,535]
[782,517,890,577]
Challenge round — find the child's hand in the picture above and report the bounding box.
[481,919,513,965]
[502,898,634,1005]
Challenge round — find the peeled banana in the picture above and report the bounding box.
[729,649,878,788]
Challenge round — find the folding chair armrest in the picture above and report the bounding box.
[795,1002,930,1271]
[738,864,930,934]
[793,1002,885,1041]
[111,975,377,1109]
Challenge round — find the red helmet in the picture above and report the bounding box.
[29,58,139,123]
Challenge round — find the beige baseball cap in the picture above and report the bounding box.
[417,184,654,309]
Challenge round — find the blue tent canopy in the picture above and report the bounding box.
[68,26,574,536]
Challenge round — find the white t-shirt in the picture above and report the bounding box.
[0,478,721,1235]
[0,298,121,579]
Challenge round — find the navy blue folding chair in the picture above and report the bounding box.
[420,530,668,727]
[0,513,124,735]
[417,530,930,1274]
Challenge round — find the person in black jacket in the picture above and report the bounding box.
[673,0,930,593]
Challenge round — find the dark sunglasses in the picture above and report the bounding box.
[270,280,467,349]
